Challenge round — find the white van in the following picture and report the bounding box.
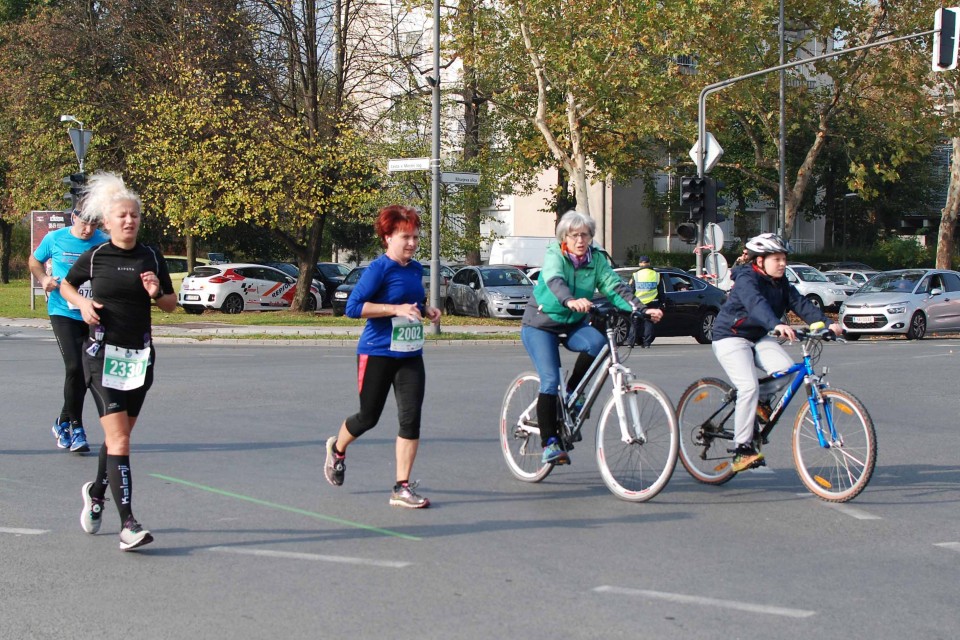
[487,236,554,269]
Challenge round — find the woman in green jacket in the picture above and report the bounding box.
[520,211,663,464]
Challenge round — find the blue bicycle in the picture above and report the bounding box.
[675,327,876,502]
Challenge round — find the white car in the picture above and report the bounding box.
[784,264,854,311]
[839,269,960,340]
[179,263,322,314]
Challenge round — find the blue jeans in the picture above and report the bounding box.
[521,322,606,395]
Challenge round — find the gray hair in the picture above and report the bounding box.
[555,210,596,244]
[78,171,142,225]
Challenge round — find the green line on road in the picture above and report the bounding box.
[150,473,421,541]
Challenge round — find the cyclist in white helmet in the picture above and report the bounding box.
[711,233,842,471]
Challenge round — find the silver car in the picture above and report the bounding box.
[839,269,960,340]
[445,265,533,318]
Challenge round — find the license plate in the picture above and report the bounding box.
[183,294,200,301]
[849,316,872,324]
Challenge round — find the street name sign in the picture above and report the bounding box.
[387,157,430,172]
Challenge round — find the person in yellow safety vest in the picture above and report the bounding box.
[632,256,665,348]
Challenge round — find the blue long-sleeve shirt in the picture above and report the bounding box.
[346,254,426,357]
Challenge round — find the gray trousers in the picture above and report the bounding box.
[712,336,793,446]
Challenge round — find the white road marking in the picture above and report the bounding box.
[593,586,816,618]
[934,542,960,552]
[795,495,881,519]
[208,546,411,568]
[0,527,48,535]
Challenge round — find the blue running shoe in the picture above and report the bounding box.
[52,419,71,449]
[541,437,570,465]
[70,423,90,453]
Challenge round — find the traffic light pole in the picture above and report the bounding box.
[693,27,937,275]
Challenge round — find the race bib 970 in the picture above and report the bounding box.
[66,281,93,310]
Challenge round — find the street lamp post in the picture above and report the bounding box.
[59,114,91,174]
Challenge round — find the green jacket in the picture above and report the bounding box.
[521,242,639,331]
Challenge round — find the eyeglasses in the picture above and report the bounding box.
[566,232,592,241]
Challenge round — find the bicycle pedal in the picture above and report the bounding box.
[751,458,766,469]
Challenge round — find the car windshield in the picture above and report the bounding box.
[793,266,828,282]
[344,267,366,284]
[481,268,531,287]
[318,263,350,277]
[191,266,222,278]
[825,273,855,286]
[859,272,923,293]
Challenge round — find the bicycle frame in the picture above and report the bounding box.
[706,332,839,450]
[559,312,646,446]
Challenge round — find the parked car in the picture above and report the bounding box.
[314,262,352,307]
[445,265,534,318]
[165,255,210,298]
[784,263,854,310]
[264,262,327,305]
[816,261,875,273]
[592,267,727,344]
[179,263,321,314]
[827,268,880,287]
[330,266,366,317]
[822,271,860,288]
[838,269,960,340]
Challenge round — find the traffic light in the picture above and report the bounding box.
[680,176,705,218]
[704,177,726,224]
[933,7,959,71]
[676,220,698,244]
[62,172,86,212]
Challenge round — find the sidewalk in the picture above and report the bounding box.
[1,316,698,345]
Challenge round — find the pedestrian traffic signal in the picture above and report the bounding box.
[676,220,698,244]
[933,7,959,71]
[704,177,726,224]
[680,176,706,218]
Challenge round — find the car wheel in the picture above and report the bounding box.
[694,310,717,344]
[304,294,318,312]
[610,312,631,346]
[844,333,860,341]
[905,311,926,340]
[445,298,457,316]
[805,295,823,310]
[478,302,491,318]
[221,293,244,314]
[183,306,203,315]
[332,304,343,317]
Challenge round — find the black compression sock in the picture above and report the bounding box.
[107,454,134,524]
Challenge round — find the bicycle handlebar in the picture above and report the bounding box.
[769,326,842,342]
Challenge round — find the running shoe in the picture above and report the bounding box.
[324,436,345,486]
[69,423,90,453]
[541,437,570,465]
[119,518,154,551]
[732,443,764,473]
[389,481,430,509]
[52,418,71,449]
[80,481,104,534]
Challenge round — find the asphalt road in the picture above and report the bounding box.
[1,328,958,640]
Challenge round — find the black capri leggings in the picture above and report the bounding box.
[50,315,90,422]
[345,354,425,440]
[83,342,155,418]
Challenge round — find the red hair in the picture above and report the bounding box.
[375,205,421,247]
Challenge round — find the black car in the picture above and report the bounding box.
[331,266,367,317]
[314,262,352,307]
[592,267,727,345]
[264,262,327,305]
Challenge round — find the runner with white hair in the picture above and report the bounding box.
[60,171,176,551]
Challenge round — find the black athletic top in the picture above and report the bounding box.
[65,242,173,349]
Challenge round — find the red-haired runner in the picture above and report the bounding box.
[323,205,441,507]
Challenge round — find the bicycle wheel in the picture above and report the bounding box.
[500,372,554,482]
[595,380,678,502]
[676,377,737,485]
[792,388,876,502]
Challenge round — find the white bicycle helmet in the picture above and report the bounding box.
[745,233,791,257]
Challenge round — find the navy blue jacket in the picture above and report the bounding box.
[713,265,828,342]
